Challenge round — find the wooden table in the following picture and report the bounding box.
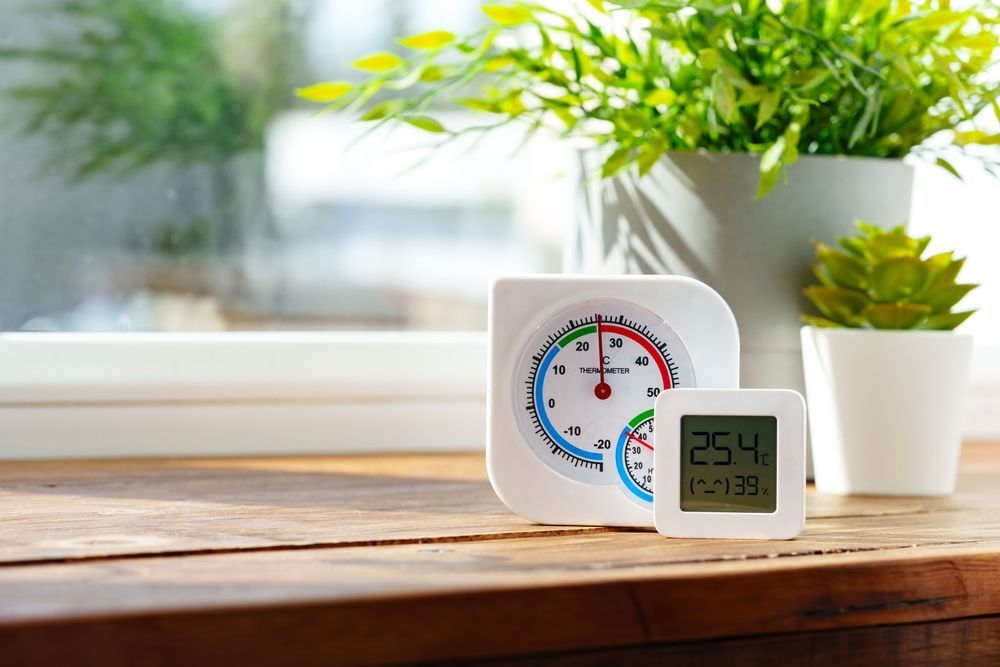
[2,444,999,666]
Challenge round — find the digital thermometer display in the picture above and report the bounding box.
[680,415,777,513]
[655,389,806,540]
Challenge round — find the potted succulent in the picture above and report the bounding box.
[297,0,1000,392]
[800,222,977,495]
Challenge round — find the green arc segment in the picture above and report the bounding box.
[557,325,596,348]
[629,409,655,429]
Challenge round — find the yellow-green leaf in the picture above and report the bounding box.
[601,148,632,178]
[871,256,930,301]
[755,90,780,129]
[922,283,977,314]
[815,243,869,290]
[954,131,1000,146]
[482,5,533,26]
[921,310,975,331]
[295,81,351,103]
[698,49,721,70]
[352,52,404,73]
[484,56,515,72]
[804,287,869,326]
[712,71,737,124]
[419,65,452,83]
[863,303,932,330]
[586,0,607,14]
[404,116,446,133]
[644,89,678,107]
[637,139,666,176]
[398,30,456,50]
[360,100,404,122]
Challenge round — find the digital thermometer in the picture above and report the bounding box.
[487,275,739,527]
[654,388,806,540]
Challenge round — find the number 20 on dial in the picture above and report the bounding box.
[488,276,740,528]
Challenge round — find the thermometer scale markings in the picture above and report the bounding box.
[616,410,655,504]
[521,310,686,476]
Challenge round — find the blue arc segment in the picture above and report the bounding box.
[535,344,603,462]
[616,427,654,504]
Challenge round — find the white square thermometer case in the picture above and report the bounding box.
[487,275,740,527]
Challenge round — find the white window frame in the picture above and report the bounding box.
[1,333,996,460]
[0,332,486,459]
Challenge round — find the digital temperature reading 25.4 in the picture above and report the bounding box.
[680,415,777,513]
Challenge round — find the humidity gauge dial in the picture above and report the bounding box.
[488,275,740,528]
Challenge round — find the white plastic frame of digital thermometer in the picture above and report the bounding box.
[487,275,739,528]
[654,389,806,540]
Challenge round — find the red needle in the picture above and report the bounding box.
[594,314,611,400]
[627,431,654,451]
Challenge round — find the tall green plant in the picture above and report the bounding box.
[298,0,1000,197]
[0,0,295,180]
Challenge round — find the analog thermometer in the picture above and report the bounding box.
[488,275,739,527]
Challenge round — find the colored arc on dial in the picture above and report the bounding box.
[535,322,671,464]
[616,409,655,504]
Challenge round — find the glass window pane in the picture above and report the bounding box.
[0,0,570,332]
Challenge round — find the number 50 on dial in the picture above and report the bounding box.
[487,275,740,528]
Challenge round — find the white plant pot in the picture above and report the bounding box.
[569,151,915,395]
[801,326,973,496]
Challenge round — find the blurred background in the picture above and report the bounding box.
[0,0,996,343]
[0,0,573,332]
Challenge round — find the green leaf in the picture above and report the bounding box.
[865,232,920,262]
[921,310,975,331]
[644,89,677,106]
[482,5,533,26]
[419,65,453,83]
[935,157,963,181]
[403,116,446,133]
[863,304,932,330]
[755,137,786,198]
[929,255,966,287]
[601,148,632,178]
[698,49,721,70]
[870,256,930,301]
[636,138,665,176]
[814,243,869,290]
[359,100,404,121]
[295,81,352,103]
[921,283,978,314]
[352,52,404,73]
[801,315,845,329]
[755,90,780,130]
[398,30,456,50]
[712,71,737,124]
[804,287,869,326]
[838,236,867,258]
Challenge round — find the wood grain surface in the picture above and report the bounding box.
[0,442,998,665]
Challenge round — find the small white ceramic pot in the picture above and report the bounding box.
[801,326,973,496]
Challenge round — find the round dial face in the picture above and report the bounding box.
[513,299,696,494]
[616,412,655,505]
